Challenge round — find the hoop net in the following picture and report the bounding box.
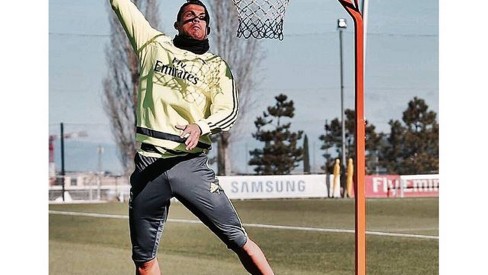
[232,0,290,40]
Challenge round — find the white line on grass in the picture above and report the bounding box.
[49,210,438,240]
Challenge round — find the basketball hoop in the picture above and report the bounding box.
[232,0,290,40]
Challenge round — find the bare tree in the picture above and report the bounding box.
[208,0,265,175]
[103,0,161,176]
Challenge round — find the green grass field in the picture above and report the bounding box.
[49,198,438,274]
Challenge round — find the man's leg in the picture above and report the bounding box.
[235,238,274,275]
[169,154,274,275]
[135,258,160,275]
[130,154,173,275]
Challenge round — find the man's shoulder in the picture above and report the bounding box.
[154,32,172,43]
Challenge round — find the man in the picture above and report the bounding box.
[109,0,274,274]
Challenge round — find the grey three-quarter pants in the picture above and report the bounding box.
[129,152,248,263]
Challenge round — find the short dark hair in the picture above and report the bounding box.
[176,0,210,25]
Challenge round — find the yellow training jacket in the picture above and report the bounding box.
[111,0,238,157]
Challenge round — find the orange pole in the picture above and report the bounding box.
[338,1,366,274]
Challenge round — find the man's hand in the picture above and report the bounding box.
[175,123,202,151]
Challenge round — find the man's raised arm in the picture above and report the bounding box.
[109,0,160,53]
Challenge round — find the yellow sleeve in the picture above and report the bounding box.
[110,0,161,54]
[197,61,239,135]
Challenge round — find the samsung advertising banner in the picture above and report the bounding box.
[216,174,439,200]
[218,175,329,200]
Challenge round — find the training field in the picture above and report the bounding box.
[49,198,438,274]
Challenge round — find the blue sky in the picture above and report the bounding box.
[47,0,439,174]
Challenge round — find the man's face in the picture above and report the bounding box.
[176,4,208,41]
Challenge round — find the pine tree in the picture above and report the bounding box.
[319,97,438,175]
[319,109,382,174]
[380,97,439,174]
[249,94,304,175]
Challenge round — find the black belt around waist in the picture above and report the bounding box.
[140,143,189,156]
[137,126,211,150]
